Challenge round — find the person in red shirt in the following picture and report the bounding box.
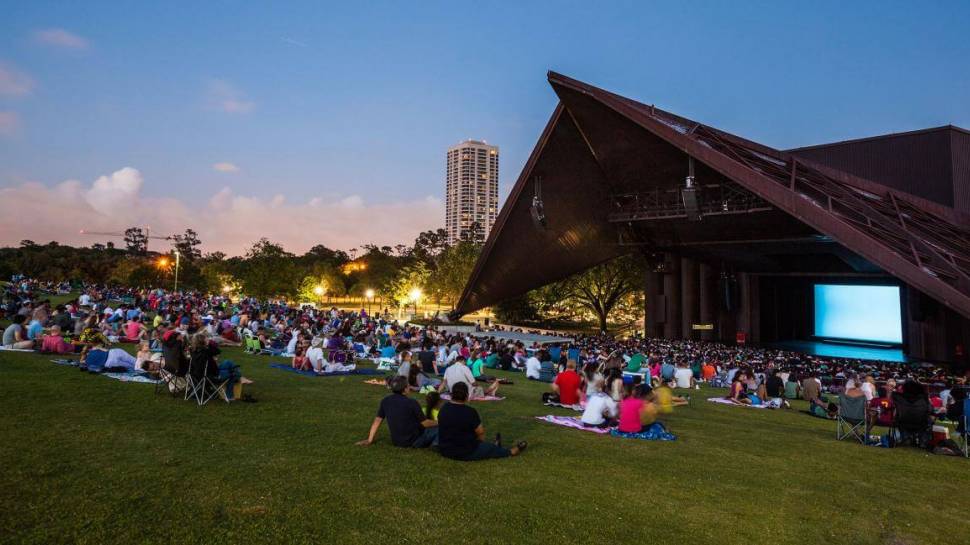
[553,359,583,406]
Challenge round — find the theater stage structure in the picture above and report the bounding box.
[454,72,970,365]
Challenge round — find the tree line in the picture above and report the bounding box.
[4,227,644,329]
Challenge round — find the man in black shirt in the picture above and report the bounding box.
[764,370,790,409]
[417,349,437,374]
[437,382,527,461]
[357,376,437,448]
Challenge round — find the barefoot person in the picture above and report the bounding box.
[437,382,526,461]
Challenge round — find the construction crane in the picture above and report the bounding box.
[79,226,175,253]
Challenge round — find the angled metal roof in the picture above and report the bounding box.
[455,72,970,319]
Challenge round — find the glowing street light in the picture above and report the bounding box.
[313,285,325,297]
[222,285,232,293]
[365,288,375,315]
[157,257,170,268]
[409,287,422,317]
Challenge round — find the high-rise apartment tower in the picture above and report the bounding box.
[445,140,499,244]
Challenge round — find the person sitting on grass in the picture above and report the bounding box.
[549,359,583,407]
[425,391,444,421]
[437,382,526,461]
[304,337,325,372]
[726,373,756,405]
[39,324,75,354]
[763,369,790,409]
[123,315,148,342]
[617,384,659,434]
[356,375,438,448]
[3,315,34,350]
[440,355,500,399]
[581,378,618,428]
[407,363,440,391]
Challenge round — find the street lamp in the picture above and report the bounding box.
[157,257,169,269]
[409,287,422,317]
[365,288,375,315]
[173,249,181,292]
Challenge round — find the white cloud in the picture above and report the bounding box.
[212,162,240,172]
[0,168,444,256]
[0,111,19,135]
[205,79,255,114]
[0,62,34,97]
[33,28,90,50]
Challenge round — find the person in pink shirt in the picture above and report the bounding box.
[124,316,147,342]
[40,325,75,354]
[617,384,657,433]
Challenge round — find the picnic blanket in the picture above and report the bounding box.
[543,401,583,412]
[706,397,769,409]
[441,393,504,402]
[364,378,388,386]
[0,347,33,352]
[50,358,80,367]
[536,415,612,434]
[102,371,159,384]
[269,363,384,377]
[610,422,677,441]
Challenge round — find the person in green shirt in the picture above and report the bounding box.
[485,352,499,369]
[469,350,496,382]
[625,352,645,373]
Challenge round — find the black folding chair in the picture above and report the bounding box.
[890,393,932,448]
[836,393,869,444]
[184,356,230,407]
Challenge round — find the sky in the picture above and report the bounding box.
[2,0,969,255]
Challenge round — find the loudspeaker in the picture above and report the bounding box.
[682,186,701,221]
[530,197,547,229]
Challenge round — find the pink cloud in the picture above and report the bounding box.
[0,168,444,255]
[0,62,34,97]
[205,79,255,114]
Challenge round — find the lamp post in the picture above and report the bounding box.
[365,288,375,316]
[173,250,181,293]
[409,287,422,318]
[313,285,325,308]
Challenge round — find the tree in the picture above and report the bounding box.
[382,261,430,318]
[460,221,486,245]
[428,241,480,308]
[234,238,299,299]
[560,255,642,333]
[19,240,36,248]
[124,227,148,255]
[410,228,450,266]
[171,228,202,261]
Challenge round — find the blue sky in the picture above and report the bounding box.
[1,1,969,253]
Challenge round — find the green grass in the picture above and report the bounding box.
[1,346,968,545]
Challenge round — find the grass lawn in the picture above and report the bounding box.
[1,344,968,545]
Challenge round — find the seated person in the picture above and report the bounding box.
[550,360,583,406]
[160,326,189,377]
[654,382,689,413]
[292,344,311,371]
[625,352,645,373]
[304,337,327,372]
[40,325,75,354]
[617,384,659,434]
[123,316,147,342]
[469,350,496,383]
[3,315,35,349]
[524,353,542,380]
[407,364,440,390]
[763,370,790,409]
[437,382,526,461]
[869,386,895,428]
[440,356,499,399]
[134,342,162,373]
[356,376,437,448]
[26,319,44,340]
[581,378,618,428]
[673,362,695,389]
[726,375,757,405]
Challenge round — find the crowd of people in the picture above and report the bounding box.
[4,274,968,456]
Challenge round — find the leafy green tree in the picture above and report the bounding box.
[235,238,299,299]
[382,261,430,318]
[559,255,642,333]
[124,227,148,255]
[428,241,480,308]
[171,228,203,261]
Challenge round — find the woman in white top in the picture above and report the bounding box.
[581,378,618,427]
[305,337,326,372]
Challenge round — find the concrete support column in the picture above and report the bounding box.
[663,255,682,339]
[681,257,699,340]
[698,262,716,341]
[736,272,760,345]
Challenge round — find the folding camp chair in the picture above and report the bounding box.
[154,367,185,397]
[184,356,230,407]
[890,393,932,448]
[836,393,869,444]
